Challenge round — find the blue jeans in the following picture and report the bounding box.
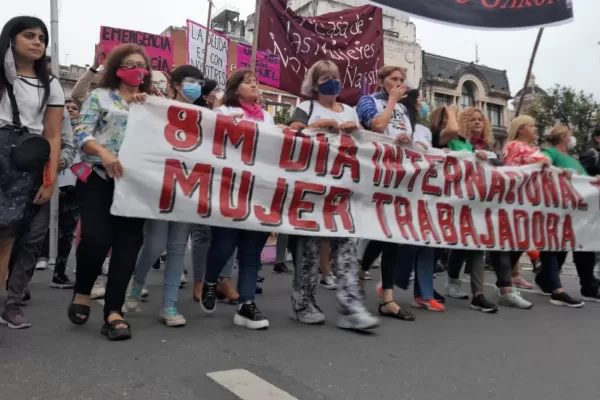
[395,245,435,300]
[537,252,563,292]
[204,227,267,303]
[189,225,235,281]
[134,220,192,308]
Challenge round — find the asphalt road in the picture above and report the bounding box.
[1,261,598,400]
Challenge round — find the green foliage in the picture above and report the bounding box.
[274,107,292,126]
[526,85,599,153]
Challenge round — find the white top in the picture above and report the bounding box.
[214,106,275,125]
[293,100,360,126]
[0,76,65,135]
[413,124,433,147]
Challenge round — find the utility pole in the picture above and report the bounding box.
[515,28,544,117]
[48,0,60,265]
[250,0,262,72]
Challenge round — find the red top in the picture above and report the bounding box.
[502,140,550,167]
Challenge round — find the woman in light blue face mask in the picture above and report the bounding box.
[125,65,205,328]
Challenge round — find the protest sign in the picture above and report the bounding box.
[112,97,600,251]
[99,26,173,73]
[364,0,574,29]
[257,0,383,105]
[236,43,280,88]
[186,19,229,90]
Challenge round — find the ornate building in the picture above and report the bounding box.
[421,52,512,152]
[511,73,546,117]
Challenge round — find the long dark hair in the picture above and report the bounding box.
[0,16,51,110]
[99,44,153,93]
[222,69,255,107]
[400,89,420,132]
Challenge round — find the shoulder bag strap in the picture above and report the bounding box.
[5,82,22,128]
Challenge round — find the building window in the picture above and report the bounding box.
[433,93,453,108]
[488,104,502,127]
[460,82,475,109]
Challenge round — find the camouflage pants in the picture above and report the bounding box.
[292,237,363,315]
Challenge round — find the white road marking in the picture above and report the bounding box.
[207,369,299,400]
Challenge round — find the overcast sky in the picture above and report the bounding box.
[3,0,599,102]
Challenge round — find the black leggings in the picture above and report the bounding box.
[557,251,598,294]
[360,240,399,290]
[74,173,144,321]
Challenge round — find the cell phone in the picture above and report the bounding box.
[70,162,92,183]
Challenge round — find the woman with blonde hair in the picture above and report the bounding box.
[541,125,600,302]
[288,60,379,330]
[502,116,584,308]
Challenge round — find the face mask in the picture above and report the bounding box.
[420,103,430,119]
[182,82,202,102]
[4,45,17,84]
[568,136,577,150]
[318,79,342,96]
[116,67,148,87]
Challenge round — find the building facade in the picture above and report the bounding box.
[421,52,511,152]
[511,73,546,119]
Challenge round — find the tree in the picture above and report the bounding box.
[526,85,599,153]
[274,107,292,126]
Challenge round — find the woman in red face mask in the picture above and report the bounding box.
[67,44,152,341]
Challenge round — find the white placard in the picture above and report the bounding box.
[186,19,229,90]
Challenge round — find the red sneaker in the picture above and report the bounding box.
[412,297,445,312]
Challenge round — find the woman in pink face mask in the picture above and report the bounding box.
[67,44,152,341]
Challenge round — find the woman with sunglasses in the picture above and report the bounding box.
[68,44,153,341]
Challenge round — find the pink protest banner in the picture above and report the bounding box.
[236,43,280,88]
[99,26,174,73]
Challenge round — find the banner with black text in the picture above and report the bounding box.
[112,97,600,251]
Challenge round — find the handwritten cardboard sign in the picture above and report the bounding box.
[99,26,174,73]
[186,20,229,90]
[236,43,280,88]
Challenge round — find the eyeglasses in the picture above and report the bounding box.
[121,61,148,69]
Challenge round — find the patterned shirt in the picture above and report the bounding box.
[502,140,549,167]
[73,88,130,165]
[356,91,412,138]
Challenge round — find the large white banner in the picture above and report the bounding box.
[112,97,600,251]
[186,19,229,90]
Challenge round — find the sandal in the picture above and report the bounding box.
[67,295,90,326]
[378,301,416,321]
[101,314,132,341]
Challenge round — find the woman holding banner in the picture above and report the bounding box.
[199,69,272,330]
[443,107,531,312]
[503,115,584,308]
[288,60,379,330]
[125,65,207,327]
[541,125,600,302]
[68,44,153,340]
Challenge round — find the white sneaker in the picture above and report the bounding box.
[90,277,105,300]
[160,307,186,327]
[35,258,48,270]
[320,274,337,290]
[444,279,469,299]
[498,292,533,309]
[337,309,379,331]
[594,261,600,281]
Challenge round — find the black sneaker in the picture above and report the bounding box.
[21,289,31,302]
[435,261,446,274]
[255,285,263,295]
[273,262,292,274]
[201,283,217,314]
[0,304,31,329]
[257,275,265,283]
[581,289,600,303]
[233,301,269,330]
[433,289,446,304]
[550,292,584,308]
[49,273,75,289]
[470,294,499,313]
